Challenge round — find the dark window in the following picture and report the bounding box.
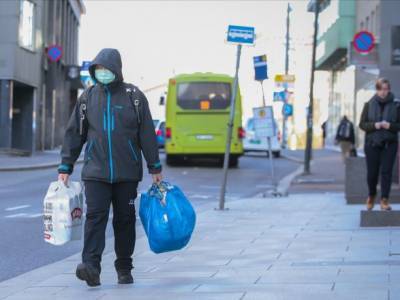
[177,82,231,110]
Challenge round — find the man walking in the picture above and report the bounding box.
[58,48,162,287]
[335,116,355,162]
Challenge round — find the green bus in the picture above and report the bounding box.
[165,72,244,167]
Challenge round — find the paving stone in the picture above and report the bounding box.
[361,210,400,227]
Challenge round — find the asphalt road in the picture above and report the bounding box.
[0,151,299,282]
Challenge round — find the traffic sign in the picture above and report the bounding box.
[282,103,293,117]
[253,55,268,81]
[47,45,63,62]
[80,60,93,87]
[273,91,286,102]
[253,106,275,138]
[227,25,255,45]
[353,31,375,54]
[274,74,295,89]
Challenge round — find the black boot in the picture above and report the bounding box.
[76,263,101,287]
[117,269,134,284]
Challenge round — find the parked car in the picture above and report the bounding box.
[153,120,166,148]
[243,117,281,157]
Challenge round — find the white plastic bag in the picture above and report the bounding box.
[43,181,84,245]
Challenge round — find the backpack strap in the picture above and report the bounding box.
[125,84,141,126]
[79,86,93,136]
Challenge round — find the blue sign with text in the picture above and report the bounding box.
[227,25,255,45]
[253,55,268,81]
[282,103,293,117]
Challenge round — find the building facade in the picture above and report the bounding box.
[0,0,84,154]
[310,0,400,146]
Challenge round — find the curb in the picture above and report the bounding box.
[0,158,84,172]
[281,153,304,164]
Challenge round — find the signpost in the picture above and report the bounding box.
[219,25,255,210]
[253,106,277,196]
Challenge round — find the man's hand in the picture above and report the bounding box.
[152,173,163,184]
[381,121,390,129]
[375,122,382,129]
[58,173,69,186]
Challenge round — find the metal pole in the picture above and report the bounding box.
[282,2,291,149]
[219,44,242,210]
[304,0,320,174]
[260,80,266,107]
[267,136,276,195]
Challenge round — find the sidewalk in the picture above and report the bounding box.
[287,149,345,194]
[1,192,399,300]
[0,149,83,171]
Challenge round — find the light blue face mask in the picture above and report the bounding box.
[95,69,115,85]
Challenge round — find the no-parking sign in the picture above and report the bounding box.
[353,31,375,54]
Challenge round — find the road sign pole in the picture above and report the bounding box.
[219,44,242,210]
[260,80,266,107]
[266,136,276,196]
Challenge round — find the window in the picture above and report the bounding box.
[19,0,35,50]
[177,82,231,110]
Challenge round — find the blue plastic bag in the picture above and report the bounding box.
[139,181,196,254]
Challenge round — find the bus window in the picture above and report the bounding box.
[177,82,231,110]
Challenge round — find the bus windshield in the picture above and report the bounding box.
[177,82,231,110]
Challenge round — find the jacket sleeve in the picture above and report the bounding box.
[58,94,88,175]
[138,91,162,174]
[359,103,376,133]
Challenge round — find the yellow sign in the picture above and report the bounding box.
[274,74,295,83]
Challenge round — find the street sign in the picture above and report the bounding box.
[282,103,293,117]
[47,45,63,62]
[353,31,375,54]
[80,60,93,88]
[227,25,255,45]
[253,106,275,138]
[220,24,255,210]
[273,91,286,102]
[274,74,295,89]
[253,55,268,81]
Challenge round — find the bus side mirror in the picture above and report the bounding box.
[159,95,165,105]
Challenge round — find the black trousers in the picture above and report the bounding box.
[364,142,398,198]
[83,180,138,272]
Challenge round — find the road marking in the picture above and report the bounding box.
[5,213,28,218]
[5,205,31,211]
[200,185,219,189]
[190,194,211,199]
[26,213,43,218]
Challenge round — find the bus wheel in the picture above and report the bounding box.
[229,155,239,168]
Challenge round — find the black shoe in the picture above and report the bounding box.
[76,263,101,287]
[117,270,134,284]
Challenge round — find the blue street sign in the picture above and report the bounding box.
[81,61,91,71]
[282,103,293,117]
[253,55,268,81]
[227,25,255,45]
[353,31,375,54]
[47,45,63,62]
[273,91,286,102]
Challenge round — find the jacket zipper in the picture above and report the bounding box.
[105,86,114,183]
[128,139,138,161]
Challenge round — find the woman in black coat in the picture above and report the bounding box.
[359,78,400,211]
